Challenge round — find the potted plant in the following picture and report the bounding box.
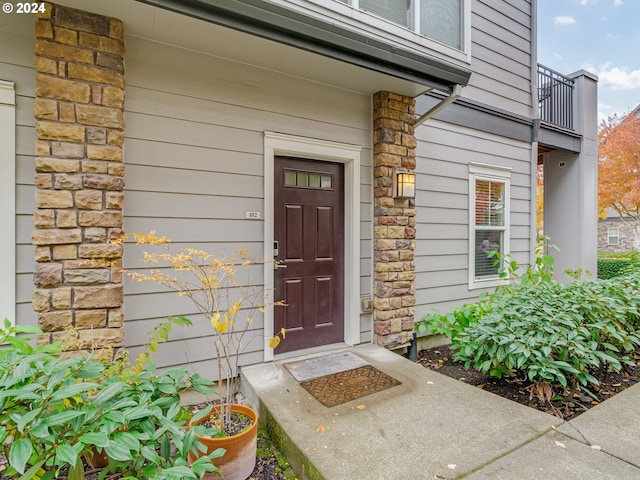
[0,319,221,480]
[126,231,285,480]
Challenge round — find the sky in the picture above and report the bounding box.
[537,0,640,123]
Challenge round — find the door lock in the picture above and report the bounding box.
[273,241,287,270]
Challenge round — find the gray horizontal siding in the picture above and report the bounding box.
[125,138,263,175]
[416,254,467,272]
[125,38,371,131]
[465,0,533,117]
[414,119,533,319]
[126,333,265,378]
[123,36,373,373]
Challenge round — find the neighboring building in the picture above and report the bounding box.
[597,105,640,253]
[1,0,597,377]
[598,210,637,252]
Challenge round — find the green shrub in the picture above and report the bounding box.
[0,320,222,480]
[416,240,557,339]
[597,258,630,279]
[622,252,640,275]
[416,242,640,393]
[415,300,492,341]
[452,274,640,389]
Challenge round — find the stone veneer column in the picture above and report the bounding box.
[372,92,417,349]
[31,3,125,355]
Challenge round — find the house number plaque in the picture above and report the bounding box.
[245,211,262,219]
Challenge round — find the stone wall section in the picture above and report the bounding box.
[597,218,637,252]
[372,92,417,349]
[31,3,125,354]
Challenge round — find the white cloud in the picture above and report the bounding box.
[575,0,621,7]
[590,64,640,90]
[597,102,615,123]
[554,16,576,25]
[597,102,637,123]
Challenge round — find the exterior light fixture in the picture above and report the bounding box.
[394,171,416,198]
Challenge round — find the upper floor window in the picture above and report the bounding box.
[337,0,463,50]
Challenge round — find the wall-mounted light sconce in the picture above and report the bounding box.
[394,171,416,198]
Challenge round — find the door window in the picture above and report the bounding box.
[284,169,333,190]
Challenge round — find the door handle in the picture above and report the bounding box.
[274,262,287,271]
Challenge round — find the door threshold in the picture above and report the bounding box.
[273,342,356,362]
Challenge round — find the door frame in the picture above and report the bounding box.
[263,131,361,361]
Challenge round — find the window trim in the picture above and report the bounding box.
[607,227,620,246]
[468,162,511,290]
[283,0,472,62]
[0,80,15,325]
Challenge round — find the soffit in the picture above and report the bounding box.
[56,0,469,96]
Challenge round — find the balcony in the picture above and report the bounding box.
[538,64,574,130]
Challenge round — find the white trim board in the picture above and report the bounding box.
[263,131,362,361]
[0,80,16,325]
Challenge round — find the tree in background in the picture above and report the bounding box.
[536,164,544,241]
[598,107,640,250]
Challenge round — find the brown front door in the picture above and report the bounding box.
[274,157,344,353]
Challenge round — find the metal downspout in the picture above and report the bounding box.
[531,0,540,263]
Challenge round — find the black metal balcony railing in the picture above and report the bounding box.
[538,64,574,130]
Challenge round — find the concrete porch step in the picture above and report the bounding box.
[241,344,570,480]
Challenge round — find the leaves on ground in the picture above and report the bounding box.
[418,344,640,421]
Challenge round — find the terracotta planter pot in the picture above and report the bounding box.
[188,404,258,480]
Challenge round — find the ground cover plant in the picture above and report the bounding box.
[0,319,299,479]
[416,245,640,413]
[0,320,221,480]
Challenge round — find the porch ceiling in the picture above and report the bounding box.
[55,0,466,97]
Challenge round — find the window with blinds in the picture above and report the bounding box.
[468,163,511,289]
[360,0,409,27]
[339,0,464,50]
[474,180,505,278]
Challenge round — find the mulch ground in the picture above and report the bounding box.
[417,344,640,421]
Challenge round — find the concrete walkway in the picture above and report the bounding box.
[241,344,640,480]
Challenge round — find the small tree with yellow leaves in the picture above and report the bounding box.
[125,231,284,431]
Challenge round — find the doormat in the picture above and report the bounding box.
[299,364,401,407]
[284,351,369,382]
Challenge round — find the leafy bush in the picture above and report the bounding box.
[0,320,222,480]
[598,258,631,279]
[622,252,640,275]
[598,252,640,279]
[452,274,640,389]
[416,243,640,393]
[416,240,558,339]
